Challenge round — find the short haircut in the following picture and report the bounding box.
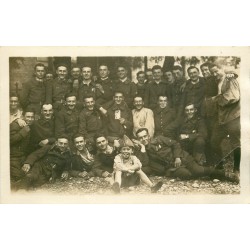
[56,136,69,142]
[146,68,152,73]
[209,63,222,70]
[187,66,199,74]
[99,64,109,69]
[152,65,162,72]
[172,65,183,72]
[73,133,85,141]
[114,90,124,96]
[42,103,53,109]
[83,95,95,101]
[23,108,35,116]
[10,92,19,99]
[65,92,77,100]
[81,65,92,70]
[133,95,144,101]
[136,71,145,77]
[185,103,197,109]
[158,94,168,100]
[71,65,81,71]
[94,133,107,143]
[34,63,45,71]
[200,62,211,70]
[136,127,149,137]
[56,63,68,70]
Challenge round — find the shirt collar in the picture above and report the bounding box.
[120,77,128,83]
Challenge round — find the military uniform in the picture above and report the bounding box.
[30,118,55,150]
[144,136,212,179]
[114,78,137,108]
[95,78,115,106]
[153,106,176,138]
[177,115,207,164]
[14,144,72,190]
[46,78,73,111]
[10,120,31,182]
[144,81,168,110]
[106,102,133,140]
[77,81,96,105]
[180,77,206,116]
[20,78,46,114]
[55,107,80,142]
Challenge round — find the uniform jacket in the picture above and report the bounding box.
[10,120,31,158]
[77,81,96,103]
[95,78,115,106]
[145,136,182,167]
[106,102,133,138]
[20,78,46,108]
[55,107,80,139]
[114,78,137,108]
[78,107,104,139]
[144,81,168,110]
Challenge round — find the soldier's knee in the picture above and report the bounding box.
[172,168,192,180]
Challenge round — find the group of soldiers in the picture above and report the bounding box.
[9,60,241,193]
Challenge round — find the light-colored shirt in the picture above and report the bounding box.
[113,154,142,172]
[132,107,154,138]
[10,109,23,124]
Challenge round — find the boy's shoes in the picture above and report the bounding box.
[112,182,120,194]
[151,181,163,193]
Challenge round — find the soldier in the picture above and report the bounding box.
[10,109,35,185]
[114,65,137,108]
[70,134,110,179]
[95,64,115,107]
[144,65,168,110]
[78,95,105,152]
[177,103,207,165]
[70,65,82,93]
[13,136,72,190]
[136,71,147,98]
[105,91,133,142]
[180,66,206,116]
[20,63,47,117]
[168,65,186,116]
[46,63,72,111]
[145,68,153,84]
[135,128,238,182]
[78,66,96,107]
[153,95,176,139]
[30,103,55,150]
[55,93,80,145]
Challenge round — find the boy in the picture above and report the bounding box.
[112,135,163,194]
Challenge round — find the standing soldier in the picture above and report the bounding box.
[20,63,47,118]
[46,63,72,111]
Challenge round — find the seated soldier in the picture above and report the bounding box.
[135,128,238,182]
[55,92,80,148]
[10,109,35,185]
[13,136,72,191]
[112,135,163,194]
[71,134,111,179]
[78,95,105,152]
[30,103,55,150]
[153,95,176,138]
[95,134,119,175]
[105,91,133,143]
[177,103,207,165]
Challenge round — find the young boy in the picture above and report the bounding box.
[112,135,163,194]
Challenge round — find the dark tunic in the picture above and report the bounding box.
[106,102,133,138]
[55,107,79,140]
[20,78,46,113]
[77,81,96,103]
[144,81,168,110]
[95,78,115,106]
[114,78,137,108]
[78,107,104,139]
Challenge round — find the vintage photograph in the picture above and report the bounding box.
[7,53,242,197]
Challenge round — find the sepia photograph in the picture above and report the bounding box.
[1,47,249,203]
